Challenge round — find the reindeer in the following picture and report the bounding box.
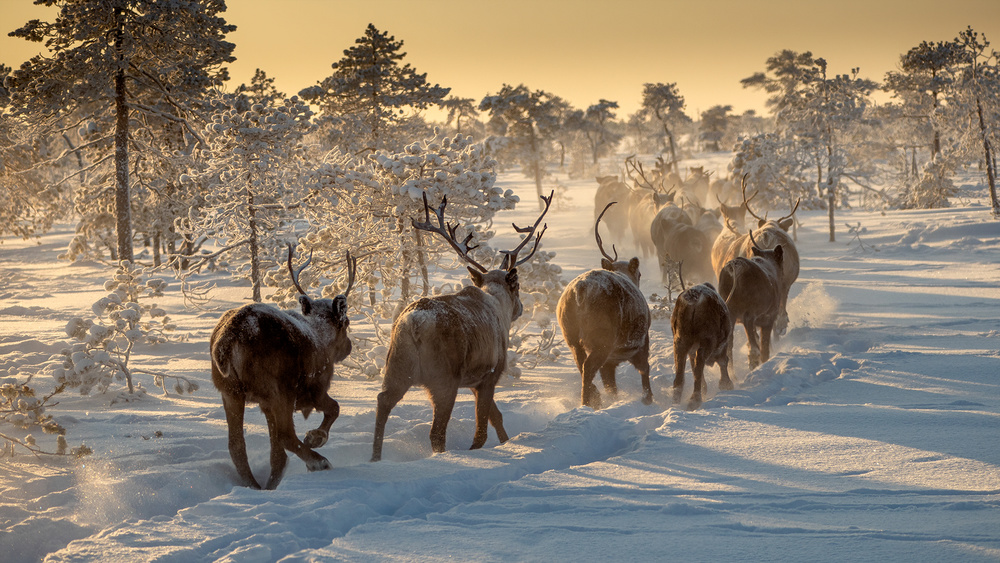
[594,175,631,242]
[211,245,356,490]
[649,203,714,287]
[671,283,733,410]
[739,182,800,336]
[557,202,653,409]
[370,191,552,462]
[710,179,799,335]
[625,155,674,258]
[718,231,784,370]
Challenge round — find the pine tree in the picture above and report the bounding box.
[479,84,563,207]
[7,0,236,262]
[440,96,481,136]
[177,94,315,302]
[300,24,450,154]
[583,100,621,165]
[699,105,733,152]
[640,83,689,173]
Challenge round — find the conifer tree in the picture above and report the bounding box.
[300,24,450,153]
[639,83,688,172]
[7,0,236,261]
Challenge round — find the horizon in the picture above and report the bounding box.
[2,0,999,120]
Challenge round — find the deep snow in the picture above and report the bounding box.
[1,154,999,562]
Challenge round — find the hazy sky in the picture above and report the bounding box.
[3,0,999,119]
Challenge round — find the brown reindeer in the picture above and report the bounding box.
[625,155,674,259]
[671,283,733,410]
[371,191,552,462]
[650,203,714,286]
[594,175,631,242]
[739,183,800,336]
[718,231,784,370]
[211,245,356,489]
[557,202,653,409]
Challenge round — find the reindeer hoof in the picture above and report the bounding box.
[306,456,331,472]
[719,379,735,391]
[304,429,329,448]
[686,399,702,411]
[641,391,654,406]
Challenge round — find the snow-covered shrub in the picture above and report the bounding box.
[0,378,91,458]
[49,261,193,396]
[896,160,958,209]
[265,132,518,379]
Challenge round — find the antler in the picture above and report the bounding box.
[287,243,314,295]
[499,190,554,270]
[413,192,489,273]
[741,174,766,223]
[594,201,619,263]
[779,198,801,223]
[341,250,357,297]
[625,155,660,193]
[748,229,762,250]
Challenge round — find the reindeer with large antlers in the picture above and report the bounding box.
[211,244,356,489]
[625,155,675,258]
[711,177,800,336]
[370,191,553,462]
[557,202,653,409]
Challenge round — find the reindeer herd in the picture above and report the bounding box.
[210,157,801,489]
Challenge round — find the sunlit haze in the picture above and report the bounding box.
[3,0,999,117]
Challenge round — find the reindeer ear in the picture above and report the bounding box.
[601,258,613,271]
[628,257,640,275]
[468,267,484,286]
[778,218,793,231]
[334,295,348,319]
[758,219,767,228]
[505,268,519,288]
[774,244,784,261]
[298,294,312,315]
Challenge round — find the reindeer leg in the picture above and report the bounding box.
[598,362,619,400]
[371,383,408,462]
[221,393,261,490]
[672,343,688,404]
[429,387,457,454]
[744,320,761,369]
[718,353,734,391]
[689,350,706,410]
[470,384,503,450]
[759,324,774,365]
[266,401,331,490]
[489,400,509,444]
[581,348,610,409]
[304,394,340,449]
[632,341,653,405]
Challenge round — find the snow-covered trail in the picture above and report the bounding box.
[4,157,1000,561]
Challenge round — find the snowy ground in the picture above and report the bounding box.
[1,154,999,562]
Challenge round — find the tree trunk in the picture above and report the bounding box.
[529,128,544,209]
[976,97,999,217]
[247,185,262,303]
[114,54,133,263]
[414,230,429,296]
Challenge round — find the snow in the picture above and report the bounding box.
[2,154,1000,562]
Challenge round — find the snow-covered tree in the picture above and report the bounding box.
[639,83,689,173]
[299,24,449,154]
[0,64,69,241]
[51,261,190,396]
[582,99,622,165]
[7,0,236,261]
[440,96,482,137]
[176,94,315,302]
[479,84,563,207]
[743,53,879,241]
[699,105,733,152]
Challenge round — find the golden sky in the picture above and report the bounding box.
[3,0,999,118]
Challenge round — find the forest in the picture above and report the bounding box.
[1,4,998,456]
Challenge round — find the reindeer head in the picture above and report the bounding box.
[742,174,800,232]
[595,201,641,286]
[748,231,784,273]
[287,244,355,362]
[413,190,553,324]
